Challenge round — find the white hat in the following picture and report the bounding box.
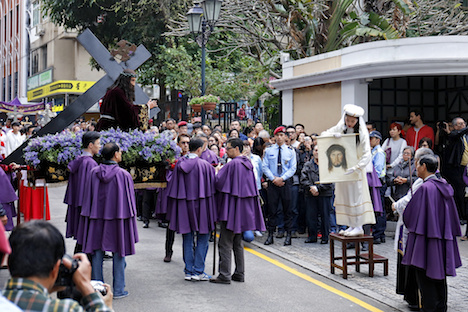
[343,104,364,118]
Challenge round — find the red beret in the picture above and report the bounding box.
[273,126,286,135]
[178,121,187,127]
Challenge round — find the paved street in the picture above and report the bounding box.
[1,184,466,311]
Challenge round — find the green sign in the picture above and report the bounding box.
[27,68,53,91]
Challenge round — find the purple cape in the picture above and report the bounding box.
[366,169,383,213]
[402,178,462,280]
[166,157,216,234]
[155,169,173,216]
[64,156,98,238]
[201,149,219,166]
[0,169,18,231]
[78,164,139,257]
[216,156,266,233]
[0,168,18,204]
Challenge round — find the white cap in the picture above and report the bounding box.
[343,104,364,118]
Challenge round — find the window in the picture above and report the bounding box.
[32,1,40,27]
[14,72,18,98]
[42,45,47,70]
[31,50,39,75]
[7,75,11,101]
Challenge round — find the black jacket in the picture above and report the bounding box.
[300,158,334,197]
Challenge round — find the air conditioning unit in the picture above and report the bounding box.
[143,85,160,99]
[36,25,45,36]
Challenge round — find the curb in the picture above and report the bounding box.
[248,239,405,312]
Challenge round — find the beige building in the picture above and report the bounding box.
[271,36,468,134]
[27,1,104,113]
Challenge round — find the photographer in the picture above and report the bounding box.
[2,221,113,312]
[439,117,468,221]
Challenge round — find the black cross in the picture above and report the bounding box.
[3,29,157,164]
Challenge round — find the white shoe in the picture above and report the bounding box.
[339,227,353,235]
[254,230,263,237]
[192,272,211,281]
[344,227,364,237]
[185,274,192,281]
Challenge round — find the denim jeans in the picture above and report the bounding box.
[182,232,210,275]
[91,250,127,296]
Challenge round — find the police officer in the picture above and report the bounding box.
[263,126,297,246]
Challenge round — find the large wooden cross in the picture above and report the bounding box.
[3,29,157,164]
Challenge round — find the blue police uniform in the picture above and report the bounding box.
[262,143,297,245]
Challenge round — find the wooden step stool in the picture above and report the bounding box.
[330,233,388,279]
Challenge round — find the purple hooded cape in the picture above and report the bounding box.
[0,168,18,231]
[77,164,139,257]
[166,157,216,234]
[155,169,173,216]
[64,155,98,238]
[366,168,383,213]
[201,149,219,166]
[216,156,266,233]
[402,178,462,280]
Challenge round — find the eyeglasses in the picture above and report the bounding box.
[403,152,412,155]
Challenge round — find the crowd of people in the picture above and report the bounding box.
[0,87,466,311]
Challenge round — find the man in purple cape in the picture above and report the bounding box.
[166,138,216,281]
[210,138,265,284]
[155,134,190,263]
[0,163,18,231]
[64,131,100,253]
[402,155,462,311]
[196,133,219,166]
[78,142,138,299]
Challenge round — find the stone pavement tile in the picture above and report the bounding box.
[251,230,468,312]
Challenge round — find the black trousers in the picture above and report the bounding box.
[305,195,331,241]
[142,189,157,224]
[415,267,447,312]
[396,254,419,307]
[267,180,293,232]
[165,226,175,254]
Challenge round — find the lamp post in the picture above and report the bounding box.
[187,0,222,124]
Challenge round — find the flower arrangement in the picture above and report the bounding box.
[188,94,220,106]
[99,128,181,166]
[24,132,83,167]
[24,128,181,168]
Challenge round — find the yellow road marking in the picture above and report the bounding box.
[244,246,383,312]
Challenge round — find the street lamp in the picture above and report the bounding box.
[187,0,222,123]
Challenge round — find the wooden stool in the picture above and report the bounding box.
[330,233,387,279]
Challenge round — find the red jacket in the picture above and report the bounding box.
[406,125,434,150]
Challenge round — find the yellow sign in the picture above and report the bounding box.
[27,80,96,101]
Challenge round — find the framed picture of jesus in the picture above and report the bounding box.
[317,134,360,183]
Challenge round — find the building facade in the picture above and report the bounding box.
[271,36,468,134]
[0,0,28,103]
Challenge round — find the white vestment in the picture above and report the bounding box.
[322,115,376,227]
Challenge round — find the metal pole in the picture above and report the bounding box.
[201,21,206,124]
[43,181,47,221]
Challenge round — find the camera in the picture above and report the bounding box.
[90,280,107,296]
[55,254,79,287]
[438,121,447,130]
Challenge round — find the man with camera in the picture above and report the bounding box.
[2,221,113,312]
[439,117,468,221]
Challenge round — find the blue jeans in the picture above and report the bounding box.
[91,250,127,296]
[182,232,210,275]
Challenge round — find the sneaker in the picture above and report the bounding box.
[184,274,192,281]
[254,230,263,237]
[114,291,129,299]
[193,272,211,281]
